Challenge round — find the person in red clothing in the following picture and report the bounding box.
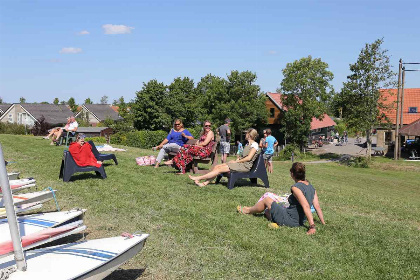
[69,133,102,168]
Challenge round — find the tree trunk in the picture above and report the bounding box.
[366,129,372,161]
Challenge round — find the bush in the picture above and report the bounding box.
[276,144,301,161]
[85,137,107,144]
[0,122,26,135]
[339,155,370,168]
[110,130,167,148]
[31,116,50,136]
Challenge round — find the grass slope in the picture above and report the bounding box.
[1,135,419,279]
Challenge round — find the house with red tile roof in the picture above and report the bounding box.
[376,88,420,148]
[265,92,336,140]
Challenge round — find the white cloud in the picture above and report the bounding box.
[102,24,134,34]
[77,30,90,35]
[59,47,82,54]
[268,50,277,55]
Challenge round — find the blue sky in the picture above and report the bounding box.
[0,0,419,104]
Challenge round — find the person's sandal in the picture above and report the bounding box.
[237,205,246,214]
[268,222,280,229]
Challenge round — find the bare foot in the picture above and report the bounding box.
[194,180,209,187]
[188,174,200,181]
[175,172,184,175]
[164,160,173,166]
[154,163,160,168]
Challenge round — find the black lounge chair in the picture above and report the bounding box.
[88,141,118,165]
[215,153,269,189]
[59,150,107,182]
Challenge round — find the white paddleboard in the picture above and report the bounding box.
[0,209,86,243]
[1,178,36,189]
[0,221,87,258]
[0,204,43,219]
[7,173,19,180]
[0,233,149,280]
[0,189,56,208]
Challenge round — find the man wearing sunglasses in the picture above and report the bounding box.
[153,119,193,168]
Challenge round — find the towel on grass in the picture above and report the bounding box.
[97,144,126,152]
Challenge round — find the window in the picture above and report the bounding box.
[270,108,275,118]
[408,107,418,113]
[8,114,13,123]
[385,131,392,145]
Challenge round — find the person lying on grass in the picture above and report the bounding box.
[164,120,215,174]
[69,133,102,168]
[188,128,259,187]
[237,162,325,235]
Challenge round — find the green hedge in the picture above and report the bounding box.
[110,130,167,148]
[0,122,26,135]
[85,137,107,144]
[109,127,203,149]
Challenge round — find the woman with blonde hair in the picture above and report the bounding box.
[165,120,214,174]
[188,128,259,187]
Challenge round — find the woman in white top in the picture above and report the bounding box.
[189,128,260,187]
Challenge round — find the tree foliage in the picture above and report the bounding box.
[165,77,198,127]
[132,80,170,130]
[67,97,78,113]
[338,38,395,158]
[100,95,109,104]
[279,56,334,148]
[53,98,59,105]
[19,97,26,103]
[84,98,93,104]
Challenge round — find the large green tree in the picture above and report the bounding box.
[132,80,170,130]
[165,77,198,127]
[225,70,267,134]
[279,56,334,148]
[84,98,93,104]
[339,38,395,158]
[197,71,267,134]
[196,74,229,124]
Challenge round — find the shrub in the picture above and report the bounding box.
[339,155,370,168]
[85,137,107,144]
[110,130,167,148]
[0,122,26,135]
[31,116,50,136]
[277,144,301,161]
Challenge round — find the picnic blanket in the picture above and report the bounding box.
[96,144,126,152]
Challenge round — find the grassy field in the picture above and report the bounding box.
[1,134,419,280]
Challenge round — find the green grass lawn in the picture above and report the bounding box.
[1,134,419,279]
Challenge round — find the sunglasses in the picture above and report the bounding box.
[174,123,181,126]
[204,125,211,127]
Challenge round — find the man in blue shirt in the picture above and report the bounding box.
[263,129,278,173]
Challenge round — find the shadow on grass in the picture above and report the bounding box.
[66,172,106,182]
[318,153,341,160]
[104,268,145,280]
[216,178,267,189]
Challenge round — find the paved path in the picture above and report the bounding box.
[309,137,373,156]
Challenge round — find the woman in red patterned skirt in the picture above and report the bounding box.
[165,121,214,174]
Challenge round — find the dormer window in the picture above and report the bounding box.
[409,107,418,113]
